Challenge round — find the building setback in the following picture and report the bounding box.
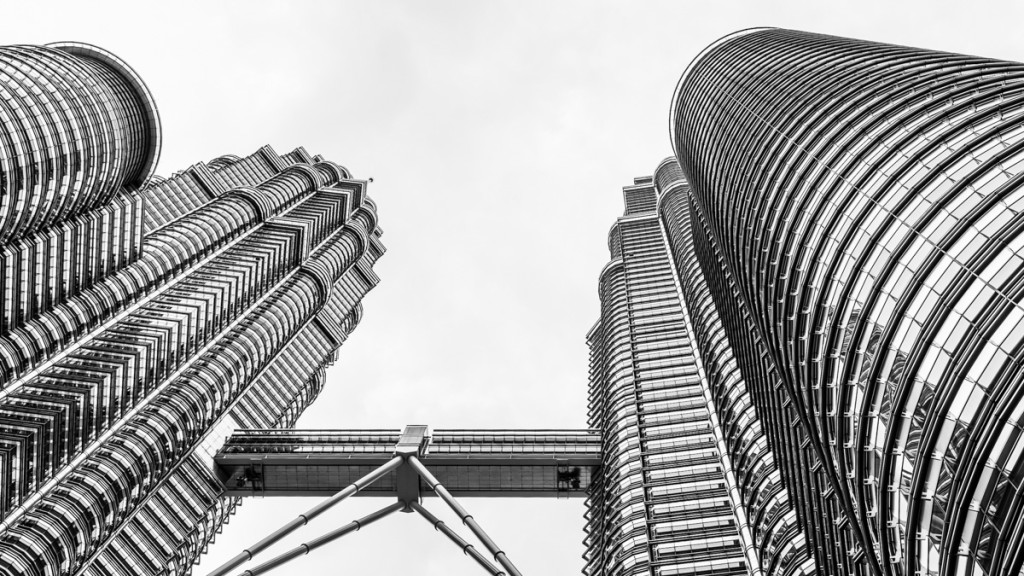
[0,43,383,574]
[586,173,769,576]
[671,28,1024,576]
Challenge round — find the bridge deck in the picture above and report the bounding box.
[215,429,601,498]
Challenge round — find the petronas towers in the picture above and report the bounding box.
[4,26,1024,576]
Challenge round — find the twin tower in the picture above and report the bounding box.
[0,28,1022,576]
[0,43,383,575]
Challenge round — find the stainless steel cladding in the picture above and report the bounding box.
[672,28,1024,576]
[0,43,384,575]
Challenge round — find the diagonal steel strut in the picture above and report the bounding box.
[409,456,524,576]
[206,455,403,576]
[410,501,505,576]
[208,426,527,575]
[237,502,404,576]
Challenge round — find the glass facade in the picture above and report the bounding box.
[672,28,1024,576]
[0,44,383,575]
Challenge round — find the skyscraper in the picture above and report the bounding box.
[0,43,383,575]
[666,28,1024,576]
[585,174,755,576]
[584,163,816,576]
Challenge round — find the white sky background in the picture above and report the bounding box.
[3,1,1024,574]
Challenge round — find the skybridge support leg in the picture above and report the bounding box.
[207,455,403,576]
[410,501,505,576]
[238,502,404,576]
[408,456,524,576]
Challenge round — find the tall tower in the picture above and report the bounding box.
[672,28,1024,576]
[0,43,384,574]
[585,173,759,576]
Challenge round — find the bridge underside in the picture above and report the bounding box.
[215,428,601,498]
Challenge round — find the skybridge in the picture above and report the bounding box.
[208,425,602,576]
[215,426,601,498]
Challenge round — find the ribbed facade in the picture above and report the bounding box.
[672,28,1024,576]
[656,159,816,576]
[0,44,384,575]
[585,177,753,576]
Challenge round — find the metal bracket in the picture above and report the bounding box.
[394,424,429,510]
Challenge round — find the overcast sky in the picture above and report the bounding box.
[4,1,1024,574]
